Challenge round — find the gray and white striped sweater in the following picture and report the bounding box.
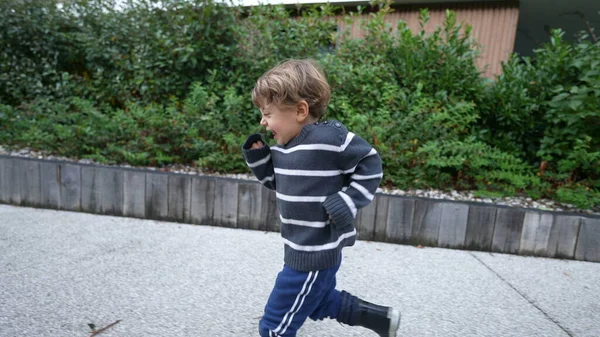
[242,120,383,271]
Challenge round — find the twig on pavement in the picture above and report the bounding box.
[89,320,121,337]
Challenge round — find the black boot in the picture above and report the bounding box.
[338,291,401,337]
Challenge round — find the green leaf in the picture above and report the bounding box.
[568,100,583,110]
[551,93,569,102]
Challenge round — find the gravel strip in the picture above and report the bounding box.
[1,145,597,215]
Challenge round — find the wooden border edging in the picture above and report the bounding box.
[1,155,599,262]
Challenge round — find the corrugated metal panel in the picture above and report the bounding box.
[334,2,519,77]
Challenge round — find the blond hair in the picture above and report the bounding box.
[252,59,331,119]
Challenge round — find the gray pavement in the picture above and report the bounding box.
[0,204,599,337]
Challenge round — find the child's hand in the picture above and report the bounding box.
[251,141,264,149]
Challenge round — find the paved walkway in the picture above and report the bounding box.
[1,204,599,337]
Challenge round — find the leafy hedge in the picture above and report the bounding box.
[0,0,598,209]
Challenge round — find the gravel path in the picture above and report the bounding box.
[1,204,599,337]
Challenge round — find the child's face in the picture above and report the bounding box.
[259,104,303,145]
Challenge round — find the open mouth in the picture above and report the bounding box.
[272,131,278,140]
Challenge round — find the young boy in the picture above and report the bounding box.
[242,59,401,337]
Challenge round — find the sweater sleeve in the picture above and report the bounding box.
[242,134,276,190]
[322,133,383,229]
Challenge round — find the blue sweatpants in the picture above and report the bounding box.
[259,260,346,337]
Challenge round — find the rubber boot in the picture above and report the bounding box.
[338,291,401,337]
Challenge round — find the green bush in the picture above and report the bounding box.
[0,0,239,106]
[0,0,79,105]
[0,0,598,209]
[479,30,600,207]
[74,0,241,106]
[1,95,219,167]
[321,7,536,197]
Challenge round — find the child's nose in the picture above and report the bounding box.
[260,117,267,126]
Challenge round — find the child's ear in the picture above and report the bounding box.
[296,100,309,123]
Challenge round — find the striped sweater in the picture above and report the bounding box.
[242,120,383,271]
